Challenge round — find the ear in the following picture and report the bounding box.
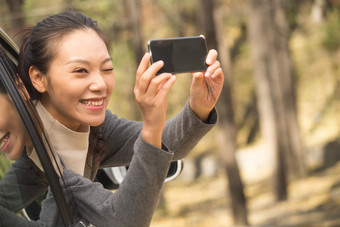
[28,66,47,93]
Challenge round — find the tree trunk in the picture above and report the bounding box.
[247,0,306,201]
[4,0,25,44]
[125,0,144,121]
[126,0,144,65]
[151,0,186,37]
[311,0,327,24]
[198,0,248,225]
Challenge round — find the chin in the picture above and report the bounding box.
[87,117,106,127]
[8,150,21,161]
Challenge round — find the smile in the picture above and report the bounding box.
[80,99,104,106]
[0,132,10,151]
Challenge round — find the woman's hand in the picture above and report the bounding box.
[189,49,224,122]
[134,53,176,148]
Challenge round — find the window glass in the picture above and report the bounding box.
[0,29,74,226]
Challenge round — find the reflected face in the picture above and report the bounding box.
[0,93,28,160]
[39,28,115,131]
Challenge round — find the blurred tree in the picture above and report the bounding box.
[125,0,144,65]
[247,0,306,201]
[123,0,143,121]
[311,0,327,23]
[65,0,72,9]
[197,0,248,225]
[4,0,25,43]
[151,0,186,37]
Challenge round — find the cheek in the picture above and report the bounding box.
[0,110,15,131]
[107,75,115,93]
[46,70,82,99]
[0,120,8,131]
[49,79,84,101]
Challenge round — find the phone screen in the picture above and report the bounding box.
[148,36,208,74]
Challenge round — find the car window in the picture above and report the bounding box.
[0,28,75,226]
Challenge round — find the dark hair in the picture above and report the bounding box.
[18,10,108,99]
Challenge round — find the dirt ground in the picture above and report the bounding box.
[150,159,340,227]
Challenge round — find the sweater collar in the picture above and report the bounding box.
[29,101,90,175]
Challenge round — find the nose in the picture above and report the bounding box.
[89,73,107,92]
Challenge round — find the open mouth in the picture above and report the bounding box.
[0,132,10,151]
[80,99,104,106]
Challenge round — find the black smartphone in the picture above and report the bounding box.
[148,36,208,74]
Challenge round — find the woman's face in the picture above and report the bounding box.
[39,28,115,131]
[0,93,28,160]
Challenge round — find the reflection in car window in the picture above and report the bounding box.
[0,49,40,225]
[0,34,75,226]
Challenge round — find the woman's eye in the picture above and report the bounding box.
[73,68,88,73]
[103,68,114,72]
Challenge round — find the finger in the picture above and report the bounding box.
[205,49,218,66]
[192,71,204,79]
[138,60,164,93]
[136,53,151,82]
[136,53,152,90]
[211,67,224,80]
[205,60,221,78]
[156,75,176,100]
[192,71,204,81]
[146,73,172,95]
[191,71,205,87]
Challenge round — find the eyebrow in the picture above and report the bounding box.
[65,57,112,65]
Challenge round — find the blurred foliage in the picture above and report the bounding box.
[0,154,11,180]
[0,0,339,152]
[322,9,340,51]
[1,1,340,225]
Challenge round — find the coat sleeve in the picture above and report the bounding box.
[100,100,217,167]
[52,134,173,227]
[0,205,43,227]
[162,100,217,160]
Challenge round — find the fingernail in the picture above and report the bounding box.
[206,58,212,64]
[158,60,164,65]
[205,71,210,77]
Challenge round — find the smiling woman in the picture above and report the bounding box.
[0,93,28,160]
[28,28,115,132]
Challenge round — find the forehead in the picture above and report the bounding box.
[53,29,109,61]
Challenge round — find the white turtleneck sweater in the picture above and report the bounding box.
[29,101,90,176]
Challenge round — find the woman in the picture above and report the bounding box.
[3,10,223,226]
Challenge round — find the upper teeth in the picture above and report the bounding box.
[81,99,103,106]
[0,133,9,151]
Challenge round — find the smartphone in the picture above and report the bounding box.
[148,36,208,74]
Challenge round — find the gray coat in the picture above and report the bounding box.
[0,101,217,226]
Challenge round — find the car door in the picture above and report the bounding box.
[0,28,81,226]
